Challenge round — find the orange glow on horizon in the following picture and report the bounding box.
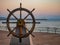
[0,0,60,16]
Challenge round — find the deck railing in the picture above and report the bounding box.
[34,27,60,34]
[0,25,60,34]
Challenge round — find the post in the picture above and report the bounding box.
[54,27,57,34]
[47,27,49,33]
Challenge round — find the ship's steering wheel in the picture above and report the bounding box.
[7,3,35,38]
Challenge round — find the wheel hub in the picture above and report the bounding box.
[17,19,25,26]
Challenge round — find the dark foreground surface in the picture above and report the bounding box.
[0,30,30,45]
[0,30,60,45]
[32,32,60,45]
[0,30,11,45]
[10,36,30,45]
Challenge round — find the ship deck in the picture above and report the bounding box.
[0,30,60,45]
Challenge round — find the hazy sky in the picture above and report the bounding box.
[0,0,60,19]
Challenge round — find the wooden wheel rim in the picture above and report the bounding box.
[7,8,35,38]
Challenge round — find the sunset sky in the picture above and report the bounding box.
[0,0,60,19]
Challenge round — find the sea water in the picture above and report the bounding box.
[0,20,60,34]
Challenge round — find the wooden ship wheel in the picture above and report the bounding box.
[7,3,35,42]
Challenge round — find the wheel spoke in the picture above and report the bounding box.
[24,26,35,37]
[7,9,18,20]
[20,3,22,19]
[24,26,29,32]
[25,22,40,24]
[2,22,40,24]
[2,22,17,24]
[24,8,35,20]
[8,22,17,23]
[7,26,17,37]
